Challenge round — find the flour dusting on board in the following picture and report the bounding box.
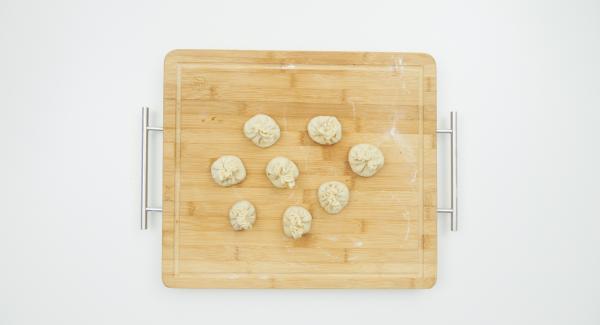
[403,209,411,240]
[348,98,358,122]
[282,106,289,131]
[394,57,404,73]
[388,112,419,160]
[280,63,296,70]
[386,113,404,149]
[409,170,418,184]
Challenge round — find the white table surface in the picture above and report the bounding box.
[1,0,599,324]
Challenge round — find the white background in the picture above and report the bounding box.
[1,0,599,324]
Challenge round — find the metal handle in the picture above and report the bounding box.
[437,111,458,231]
[141,106,163,230]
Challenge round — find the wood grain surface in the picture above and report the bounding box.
[163,50,437,288]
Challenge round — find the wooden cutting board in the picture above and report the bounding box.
[162,50,437,288]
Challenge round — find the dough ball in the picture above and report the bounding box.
[211,155,246,187]
[266,157,299,189]
[318,181,350,214]
[348,144,385,177]
[282,206,312,239]
[307,116,342,145]
[228,200,256,231]
[243,114,281,148]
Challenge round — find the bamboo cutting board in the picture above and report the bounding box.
[163,50,437,288]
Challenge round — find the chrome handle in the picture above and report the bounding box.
[437,111,458,231]
[141,107,163,230]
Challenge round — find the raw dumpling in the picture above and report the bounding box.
[266,157,299,189]
[243,114,281,148]
[211,155,247,187]
[282,206,312,239]
[318,181,350,214]
[307,116,342,145]
[348,144,385,177]
[229,200,256,231]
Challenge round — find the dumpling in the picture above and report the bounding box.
[229,200,256,231]
[318,181,350,214]
[307,116,342,145]
[243,114,281,148]
[348,144,384,177]
[266,157,299,189]
[210,155,246,187]
[282,206,312,239]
